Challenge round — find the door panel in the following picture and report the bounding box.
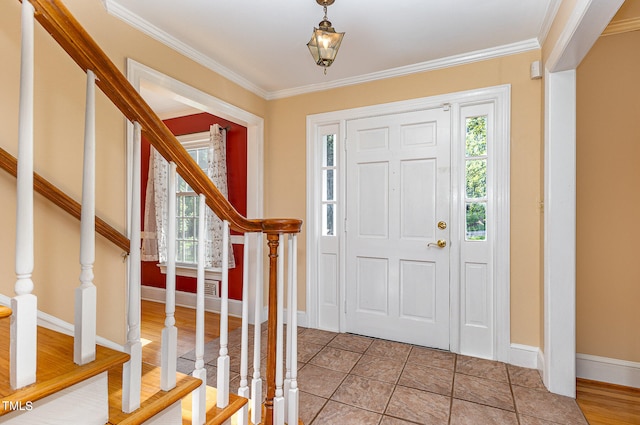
[346,108,450,349]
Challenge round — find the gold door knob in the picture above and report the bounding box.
[428,240,447,248]
[437,221,447,230]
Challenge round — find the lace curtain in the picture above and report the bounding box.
[142,124,235,269]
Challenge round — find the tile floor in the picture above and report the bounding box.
[178,326,588,425]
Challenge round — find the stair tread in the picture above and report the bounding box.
[0,320,130,416]
[181,385,248,425]
[108,362,202,425]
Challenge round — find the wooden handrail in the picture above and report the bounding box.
[0,306,11,319]
[24,0,302,236]
[0,147,130,253]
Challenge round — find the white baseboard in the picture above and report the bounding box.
[577,353,640,389]
[538,347,545,376]
[142,285,244,318]
[509,343,540,369]
[0,293,124,352]
[261,305,309,328]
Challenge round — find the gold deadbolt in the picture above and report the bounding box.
[428,240,447,248]
[437,221,447,230]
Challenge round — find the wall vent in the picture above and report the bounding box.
[204,279,219,298]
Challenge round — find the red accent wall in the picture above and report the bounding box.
[141,112,248,301]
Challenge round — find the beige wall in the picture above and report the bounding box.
[267,50,544,347]
[1,0,545,349]
[0,0,266,345]
[576,30,640,363]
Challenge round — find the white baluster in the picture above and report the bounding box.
[122,122,142,413]
[192,194,207,425]
[284,235,293,415]
[161,162,178,391]
[74,70,97,366]
[217,220,230,408]
[237,233,250,425]
[274,234,285,425]
[11,0,37,390]
[250,232,264,425]
[287,235,299,425]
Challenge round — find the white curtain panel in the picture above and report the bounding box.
[141,123,235,269]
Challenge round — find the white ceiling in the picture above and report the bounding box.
[104,0,561,100]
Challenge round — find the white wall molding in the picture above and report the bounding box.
[141,285,244,319]
[577,354,640,389]
[141,286,310,328]
[542,0,625,399]
[510,344,540,370]
[0,294,124,353]
[261,305,308,329]
[270,40,537,100]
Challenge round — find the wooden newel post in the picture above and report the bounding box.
[263,233,280,425]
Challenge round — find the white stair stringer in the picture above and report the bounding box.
[1,372,108,425]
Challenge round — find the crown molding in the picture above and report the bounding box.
[103,1,540,101]
[538,0,563,47]
[101,0,269,99]
[266,39,540,100]
[602,17,640,37]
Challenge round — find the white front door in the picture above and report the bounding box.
[345,108,451,349]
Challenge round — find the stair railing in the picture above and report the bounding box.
[14,1,302,424]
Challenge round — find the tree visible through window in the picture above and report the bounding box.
[465,116,488,241]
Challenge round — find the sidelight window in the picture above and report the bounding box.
[321,133,337,236]
[464,116,488,241]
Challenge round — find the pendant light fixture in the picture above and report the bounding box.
[307,0,345,74]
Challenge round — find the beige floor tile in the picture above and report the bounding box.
[297,341,325,363]
[312,400,382,425]
[309,346,362,373]
[450,399,518,424]
[407,346,456,370]
[456,355,508,382]
[351,354,406,384]
[297,364,347,398]
[453,373,514,411]
[331,374,395,413]
[386,385,450,424]
[518,415,565,425]
[328,333,374,353]
[298,328,338,345]
[365,339,412,360]
[507,364,546,390]
[398,362,453,396]
[298,391,327,425]
[380,416,420,425]
[513,386,588,424]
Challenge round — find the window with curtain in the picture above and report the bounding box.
[142,124,235,270]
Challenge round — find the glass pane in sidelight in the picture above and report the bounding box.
[322,134,335,167]
[465,159,487,198]
[323,169,335,201]
[465,116,487,157]
[466,202,487,241]
[322,203,335,236]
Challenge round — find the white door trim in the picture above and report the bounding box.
[306,85,510,361]
[125,59,265,324]
[542,0,624,397]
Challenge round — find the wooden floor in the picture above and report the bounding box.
[140,300,640,425]
[140,299,242,366]
[577,378,640,425]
